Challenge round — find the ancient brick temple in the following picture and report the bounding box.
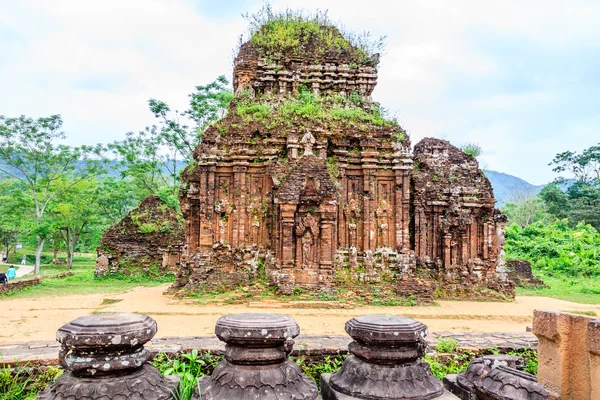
[173,22,513,299]
[96,195,184,277]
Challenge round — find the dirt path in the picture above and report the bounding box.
[15,264,33,277]
[2,284,599,344]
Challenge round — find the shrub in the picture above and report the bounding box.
[243,5,384,63]
[505,220,600,277]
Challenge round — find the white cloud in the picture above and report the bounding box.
[0,0,599,184]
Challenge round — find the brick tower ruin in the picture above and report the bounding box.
[173,20,513,300]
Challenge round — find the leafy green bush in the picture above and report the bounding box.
[507,348,538,375]
[435,337,459,353]
[505,220,600,277]
[152,350,221,400]
[423,351,475,380]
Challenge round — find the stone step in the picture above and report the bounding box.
[247,300,351,309]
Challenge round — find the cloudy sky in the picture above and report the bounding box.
[1,0,599,184]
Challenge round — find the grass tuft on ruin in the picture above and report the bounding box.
[243,5,384,64]
[219,86,404,139]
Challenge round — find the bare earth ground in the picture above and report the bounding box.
[2,284,599,344]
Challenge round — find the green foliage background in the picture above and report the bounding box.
[505,220,600,278]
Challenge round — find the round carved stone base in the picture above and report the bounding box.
[194,359,318,400]
[38,364,178,400]
[330,356,444,400]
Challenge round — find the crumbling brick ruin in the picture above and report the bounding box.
[507,259,546,288]
[96,195,184,277]
[173,20,513,300]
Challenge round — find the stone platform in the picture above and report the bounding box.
[0,332,537,368]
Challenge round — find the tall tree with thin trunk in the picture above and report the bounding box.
[50,179,103,269]
[0,115,103,273]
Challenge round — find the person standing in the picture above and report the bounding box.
[6,265,16,280]
[21,255,26,265]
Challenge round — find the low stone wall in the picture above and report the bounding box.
[507,259,546,288]
[533,309,600,400]
[0,276,40,294]
[0,272,73,295]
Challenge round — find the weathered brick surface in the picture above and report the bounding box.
[412,138,514,299]
[174,26,511,300]
[96,195,184,277]
[507,259,546,288]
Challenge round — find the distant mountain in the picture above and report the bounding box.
[484,170,546,206]
[1,159,552,208]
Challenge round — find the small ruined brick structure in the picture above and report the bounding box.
[174,22,512,299]
[96,195,184,277]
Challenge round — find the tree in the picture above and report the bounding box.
[93,176,141,225]
[547,143,600,230]
[502,191,551,228]
[108,126,177,199]
[566,181,600,231]
[109,76,234,203]
[148,75,234,161]
[0,179,33,256]
[0,115,104,273]
[50,179,103,269]
[539,183,571,219]
[550,143,600,184]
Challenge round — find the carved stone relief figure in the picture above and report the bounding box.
[344,197,362,248]
[246,199,262,244]
[375,198,391,248]
[302,230,313,267]
[296,213,319,267]
[188,183,199,196]
[301,131,316,157]
[495,222,508,280]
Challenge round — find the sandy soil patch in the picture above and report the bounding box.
[2,284,599,343]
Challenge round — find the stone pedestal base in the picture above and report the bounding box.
[443,374,471,400]
[321,373,459,400]
[194,360,318,400]
[38,364,179,400]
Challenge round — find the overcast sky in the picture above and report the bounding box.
[1,0,599,184]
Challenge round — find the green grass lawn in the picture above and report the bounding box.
[1,269,174,299]
[0,244,173,299]
[516,275,600,305]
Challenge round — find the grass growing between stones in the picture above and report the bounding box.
[423,346,538,380]
[152,350,221,400]
[234,87,400,131]
[295,354,347,391]
[152,351,348,396]
[6,348,537,399]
